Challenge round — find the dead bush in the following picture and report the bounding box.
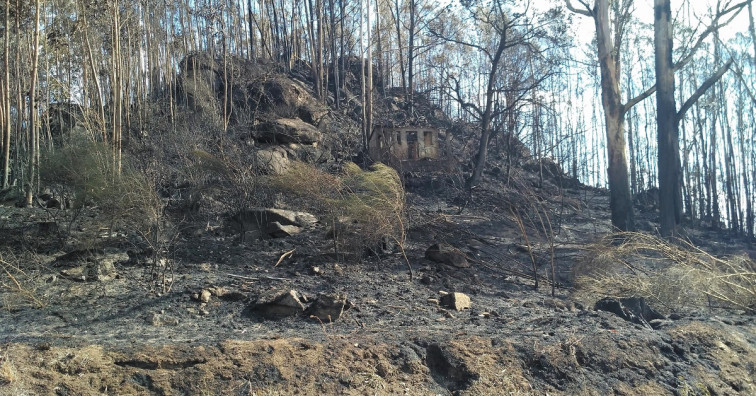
[40,141,163,240]
[188,146,278,216]
[573,232,756,314]
[0,249,46,310]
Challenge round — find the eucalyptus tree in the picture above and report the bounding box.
[566,0,659,232]
[24,0,41,206]
[2,0,10,188]
[653,0,751,236]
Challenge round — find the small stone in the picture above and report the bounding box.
[218,290,247,301]
[60,266,87,282]
[200,289,212,303]
[208,286,226,296]
[427,298,440,305]
[440,292,471,311]
[312,266,322,275]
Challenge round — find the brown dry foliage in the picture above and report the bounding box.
[272,162,406,258]
[573,232,756,314]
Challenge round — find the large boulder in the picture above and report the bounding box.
[254,118,322,145]
[260,78,329,125]
[178,52,223,115]
[227,208,317,241]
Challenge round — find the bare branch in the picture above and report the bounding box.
[730,59,756,105]
[676,57,734,121]
[447,73,483,118]
[623,83,657,114]
[565,0,593,17]
[674,0,751,71]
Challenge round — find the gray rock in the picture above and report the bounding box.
[261,78,329,125]
[85,259,117,282]
[60,253,121,282]
[307,293,352,322]
[254,146,290,175]
[199,289,212,303]
[255,118,322,144]
[264,208,318,227]
[249,289,306,319]
[440,292,471,311]
[46,198,61,209]
[594,297,665,328]
[425,243,470,268]
[267,221,302,238]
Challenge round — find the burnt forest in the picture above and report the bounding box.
[1,0,756,395]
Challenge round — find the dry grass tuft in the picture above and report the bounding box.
[0,358,17,385]
[272,162,406,259]
[573,232,756,314]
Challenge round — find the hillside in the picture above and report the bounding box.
[0,54,755,395]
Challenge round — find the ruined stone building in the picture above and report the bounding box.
[368,126,447,171]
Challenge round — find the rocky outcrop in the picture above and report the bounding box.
[256,77,329,125]
[254,118,322,145]
[595,297,666,328]
[178,53,328,129]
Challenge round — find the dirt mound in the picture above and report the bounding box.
[2,318,755,395]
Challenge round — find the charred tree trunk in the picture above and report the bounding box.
[2,0,10,189]
[25,0,42,207]
[655,0,680,236]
